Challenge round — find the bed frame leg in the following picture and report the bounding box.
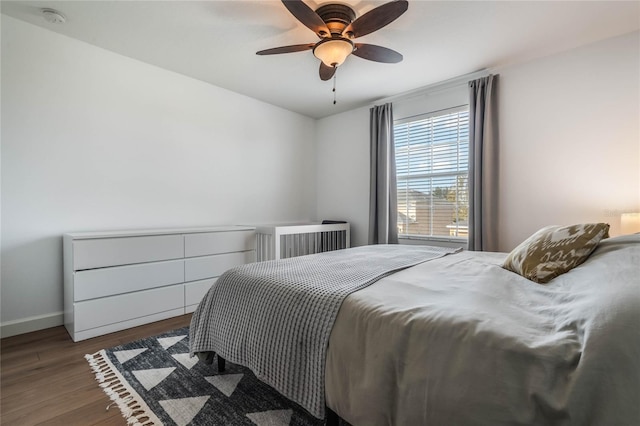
[217,354,226,372]
[326,407,339,426]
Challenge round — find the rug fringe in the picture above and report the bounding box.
[85,350,159,426]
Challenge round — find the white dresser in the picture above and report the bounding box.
[63,226,255,341]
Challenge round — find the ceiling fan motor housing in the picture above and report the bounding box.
[315,4,356,36]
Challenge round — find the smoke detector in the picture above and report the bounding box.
[42,8,66,24]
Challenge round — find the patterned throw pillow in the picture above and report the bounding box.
[502,223,610,284]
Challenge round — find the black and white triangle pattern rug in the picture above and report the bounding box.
[85,327,335,426]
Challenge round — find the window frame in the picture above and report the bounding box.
[394,104,470,244]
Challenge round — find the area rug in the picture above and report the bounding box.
[85,327,336,426]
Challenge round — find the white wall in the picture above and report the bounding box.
[316,106,370,246]
[497,31,639,249]
[317,31,640,252]
[1,16,317,332]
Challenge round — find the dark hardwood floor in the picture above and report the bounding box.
[1,314,192,425]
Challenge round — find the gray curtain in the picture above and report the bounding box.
[468,75,499,251]
[368,103,398,245]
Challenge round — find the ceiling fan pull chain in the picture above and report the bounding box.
[333,70,337,105]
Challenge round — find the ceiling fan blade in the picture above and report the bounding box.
[319,62,336,81]
[353,43,403,63]
[282,0,330,37]
[256,43,315,55]
[343,0,408,39]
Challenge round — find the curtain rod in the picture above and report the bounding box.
[371,69,489,106]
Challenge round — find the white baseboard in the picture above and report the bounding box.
[0,312,64,338]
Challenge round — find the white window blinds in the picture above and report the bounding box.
[394,105,469,240]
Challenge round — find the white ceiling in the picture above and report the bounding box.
[2,1,639,118]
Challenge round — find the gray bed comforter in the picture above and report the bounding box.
[189,244,459,418]
[326,234,640,425]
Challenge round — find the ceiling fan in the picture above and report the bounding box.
[257,0,409,81]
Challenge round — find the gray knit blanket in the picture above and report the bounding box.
[189,244,460,418]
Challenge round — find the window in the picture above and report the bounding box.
[395,106,469,240]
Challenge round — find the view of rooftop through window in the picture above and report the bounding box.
[394,106,469,239]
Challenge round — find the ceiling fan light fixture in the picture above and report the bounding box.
[313,38,354,67]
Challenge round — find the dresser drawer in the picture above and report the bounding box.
[74,259,184,302]
[185,278,216,308]
[73,235,184,270]
[185,251,255,282]
[184,230,255,257]
[74,285,184,332]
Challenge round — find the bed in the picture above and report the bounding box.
[190,230,640,425]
